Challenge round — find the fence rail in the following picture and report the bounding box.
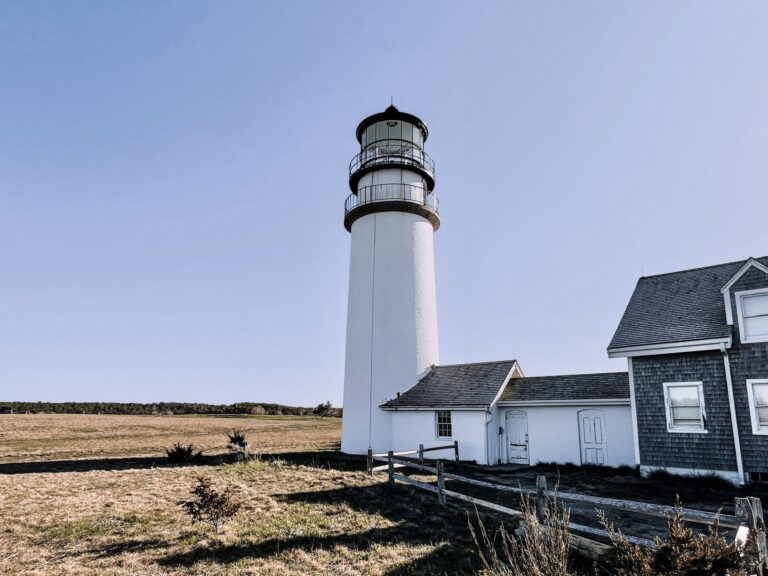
[368,444,767,569]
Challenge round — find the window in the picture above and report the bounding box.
[401,122,413,143]
[737,290,768,343]
[436,410,452,438]
[747,380,768,435]
[663,382,707,432]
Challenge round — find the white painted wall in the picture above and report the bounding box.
[389,410,490,464]
[341,209,439,454]
[496,405,635,467]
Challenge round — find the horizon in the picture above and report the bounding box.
[2,1,766,405]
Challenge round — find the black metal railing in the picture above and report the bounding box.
[349,142,435,181]
[345,183,439,216]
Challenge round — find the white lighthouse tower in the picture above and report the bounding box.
[341,106,440,455]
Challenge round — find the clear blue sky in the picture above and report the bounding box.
[1,2,766,406]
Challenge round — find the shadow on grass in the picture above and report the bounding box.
[0,448,363,475]
[157,482,480,576]
[89,537,174,558]
[0,454,227,474]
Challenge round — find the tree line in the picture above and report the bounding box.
[0,401,341,417]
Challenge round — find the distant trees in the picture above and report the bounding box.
[313,401,333,418]
[0,401,341,417]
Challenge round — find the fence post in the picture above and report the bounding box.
[367,448,373,476]
[436,460,446,505]
[419,444,424,467]
[736,496,767,574]
[535,475,549,525]
[454,440,459,464]
[387,450,394,485]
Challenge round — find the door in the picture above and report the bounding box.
[505,410,529,464]
[579,409,606,465]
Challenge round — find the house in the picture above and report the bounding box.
[381,360,635,467]
[608,256,768,485]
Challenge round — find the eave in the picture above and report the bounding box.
[607,337,732,358]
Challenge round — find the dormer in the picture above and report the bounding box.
[720,257,768,345]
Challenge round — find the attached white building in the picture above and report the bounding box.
[382,362,635,467]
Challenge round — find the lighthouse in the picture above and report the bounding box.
[341,106,440,455]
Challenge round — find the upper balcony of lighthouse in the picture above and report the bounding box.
[345,106,439,232]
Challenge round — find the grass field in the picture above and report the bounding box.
[0,414,479,576]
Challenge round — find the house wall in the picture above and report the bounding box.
[389,410,489,464]
[632,352,739,473]
[727,266,768,473]
[496,405,635,467]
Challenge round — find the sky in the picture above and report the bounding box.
[1,1,767,406]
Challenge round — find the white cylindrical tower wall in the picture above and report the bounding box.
[341,210,439,454]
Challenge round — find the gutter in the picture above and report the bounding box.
[720,343,745,485]
[484,408,493,466]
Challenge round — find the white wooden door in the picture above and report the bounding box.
[505,411,529,464]
[579,410,606,465]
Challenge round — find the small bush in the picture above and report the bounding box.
[600,502,748,576]
[470,495,571,576]
[179,476,241,535]
[647,469,734,491]
[614,464,640,477]
[227,429,251,462]
[166,442,202,463]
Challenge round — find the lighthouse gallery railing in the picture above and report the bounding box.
[344,183,439,217]
[349,141,436,181]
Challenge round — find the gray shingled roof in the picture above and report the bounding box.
[499,372,629,402]
[608,256,768,350]
[381,360,516,409]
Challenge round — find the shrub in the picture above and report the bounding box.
[227,429,251,462]
[469,495,571,576]
[179,476,241,535]
[614,464,640,477]
[166,442,202,463]
[647,469,734,491]
[599,502,748,576]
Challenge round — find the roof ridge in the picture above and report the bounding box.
[435,359,516,368]
[515,371,627,380]
[640,256,768,280]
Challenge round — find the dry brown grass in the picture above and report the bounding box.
[0,414,478,575]
[0,413,340,463]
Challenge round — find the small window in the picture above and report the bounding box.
[663,382,707,432]
[738,291,768,343]
[436,410,452,438]
[747,380,768,435]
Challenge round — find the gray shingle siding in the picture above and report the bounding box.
[727,267,768,473]
[613,258,768,477]
[633,352,738,472]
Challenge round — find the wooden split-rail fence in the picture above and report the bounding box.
[367,445,768,571]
